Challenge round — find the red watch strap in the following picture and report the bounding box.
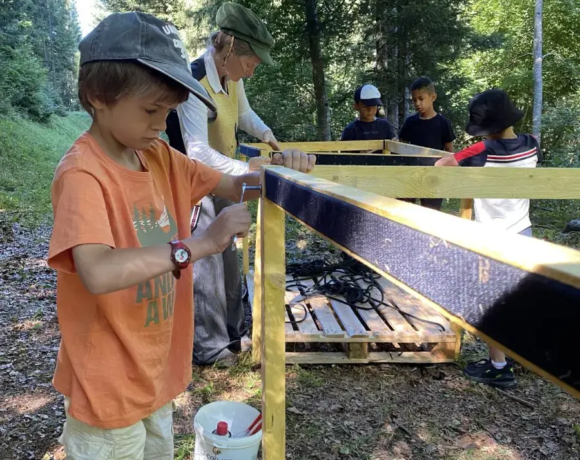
[169,240,191,279]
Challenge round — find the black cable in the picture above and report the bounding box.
[286,255,446,332]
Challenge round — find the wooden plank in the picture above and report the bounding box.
[352,277,407,331]
[307,295,346,338]
[242,236,250,275]
[244,140,385,153]
[286,351,455,365]
[356,307,395,339]
[249,274,297,337]
[311,165,580,199]
[251,203,263,364]
[352,277,413,344]
[327,298,369,338]
[244,140,450,157]
[284,291,321,338]
[459,198,473,220]
[377,278,450,336]
[385,140,450,157]
[345,343,368,359]
[450,322,463,359]
[294,278,346,338]
[260,197,286,460]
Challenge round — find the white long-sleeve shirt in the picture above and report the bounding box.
[176,51,271,175]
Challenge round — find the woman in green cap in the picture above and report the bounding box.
[166,2,281,366]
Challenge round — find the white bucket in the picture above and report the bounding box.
[193,401,262,460]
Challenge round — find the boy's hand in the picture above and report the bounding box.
[271,149,316,173]
[435,155,459,167]
[198,204,252,254]
[248,156,271,172]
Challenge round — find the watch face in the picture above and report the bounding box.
[175,248,189,264]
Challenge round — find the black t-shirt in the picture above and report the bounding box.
[399,113,455,150]
[341,118,395,141]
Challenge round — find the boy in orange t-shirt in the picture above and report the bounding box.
[48,12,315,459]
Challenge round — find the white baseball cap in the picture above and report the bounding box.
[354,84,383,107]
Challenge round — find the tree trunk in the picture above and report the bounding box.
[532,0,543,143]
[403,55,411,121]
[304,0,331,140]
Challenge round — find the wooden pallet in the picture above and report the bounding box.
[247,271,460,364]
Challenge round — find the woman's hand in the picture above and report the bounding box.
[271,149,316,173]
[248,156,271,172]
[262,130,281,151]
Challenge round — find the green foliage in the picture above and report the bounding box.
[0,43,52,121]
[455,0,580,146]
[0,112,91,226]
[0,0,81,120]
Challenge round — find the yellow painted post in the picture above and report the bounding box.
[382,140,389,155]
[260,193,286,460]
[459,198,474,220]
[242,236,250,275]
[251,203,263,365]
[455,199,473,358]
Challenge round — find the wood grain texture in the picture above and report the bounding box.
[286,351,455,364]
[459,198,474,220]
[385,140,449,157]
[311,165,580,199]
[244,140,385,152]
[242,236,250,274]
[242,140,450,156]
[260,197,286,460]
[251,203,263,364]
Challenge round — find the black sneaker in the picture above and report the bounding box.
[463,359,517,388]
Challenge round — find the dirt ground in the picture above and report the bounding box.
[1,223,579,460]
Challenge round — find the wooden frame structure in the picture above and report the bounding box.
[255,165,580,460]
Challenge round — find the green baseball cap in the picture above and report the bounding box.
[216,2,275,66]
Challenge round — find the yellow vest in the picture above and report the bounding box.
[199,77,238,158]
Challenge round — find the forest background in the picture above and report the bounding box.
[2,0,579,159]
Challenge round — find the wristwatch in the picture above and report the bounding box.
[168,240,191,279]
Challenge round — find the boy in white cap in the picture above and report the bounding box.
[341,84,395,142]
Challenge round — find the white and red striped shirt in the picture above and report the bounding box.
[453,134,542,233]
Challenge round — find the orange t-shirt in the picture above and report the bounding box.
[48,133,222,428]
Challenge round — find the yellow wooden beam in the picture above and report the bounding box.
[385,140,449,157]
[251,203,263,365]
[264,167,580,288]
[311,165,580,199]
[242,140,450,156]
[242,236,250,275]
[260,193,286,460]
[459,198,474,220]
[244,140,385,152]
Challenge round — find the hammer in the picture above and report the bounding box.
[231,183,261,251]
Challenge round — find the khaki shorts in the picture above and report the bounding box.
[59,398,174,460]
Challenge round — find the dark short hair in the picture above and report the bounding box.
[410,77,435,94]
[78,60,190,117]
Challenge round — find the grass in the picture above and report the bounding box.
[0,112,91,227]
